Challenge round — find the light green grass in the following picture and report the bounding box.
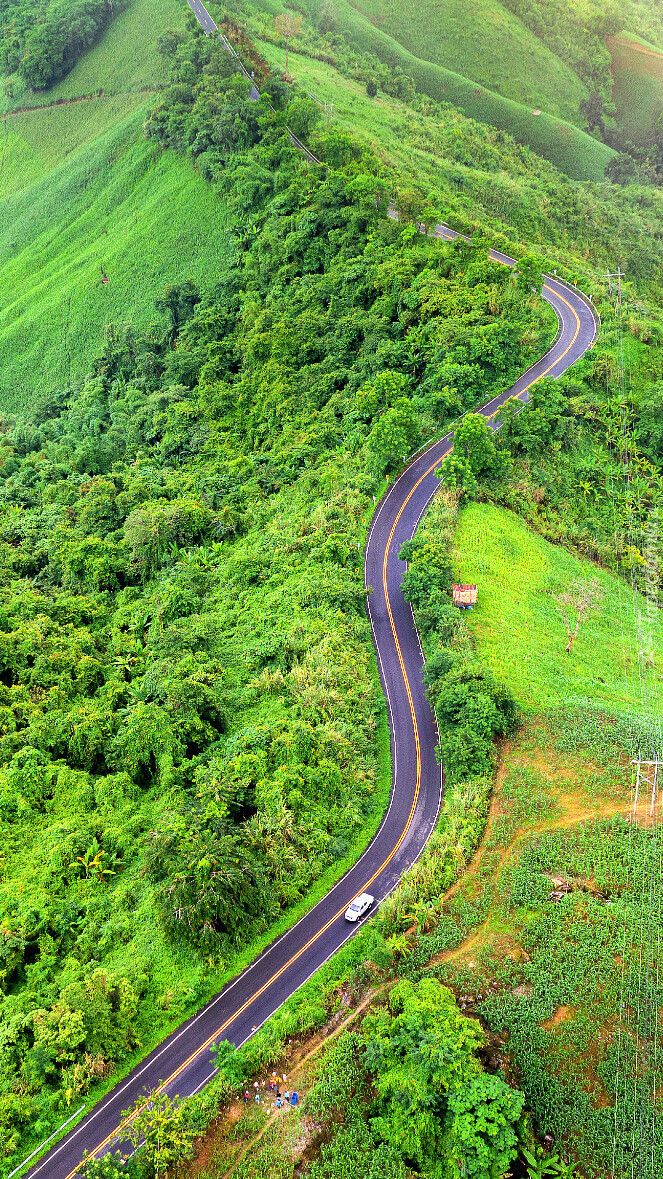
[0,108,232,411]
[451,502,663,714]
[0,95,144,196]
[251,0,614,181]
[349,0,587,122]
[608,32,663,149]
[0,0,185,114]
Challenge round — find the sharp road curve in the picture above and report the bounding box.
[21,7,599,1178]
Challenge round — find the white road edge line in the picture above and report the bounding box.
[8,1108,85,1179]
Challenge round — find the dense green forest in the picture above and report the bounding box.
[0,20,558,1164]
[3,0,663,1175]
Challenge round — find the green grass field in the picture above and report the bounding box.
[608,31,663,150]
[0,94,144,197]
[452,502,662,714]
[349,0,587,122]
[251,0,614,181]
[0,0,187,192]
[0,109,232,411]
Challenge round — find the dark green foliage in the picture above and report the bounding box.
[363,978,524,1174]
[605,151,639,184]
[439,411,503,497]
[427,654,520,781]
[0,0,125,88]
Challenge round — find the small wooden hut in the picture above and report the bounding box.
[452,584,478,610]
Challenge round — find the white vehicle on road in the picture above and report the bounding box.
[344,892,374,922]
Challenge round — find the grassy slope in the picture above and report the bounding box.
[451,501,662,715]
[0,95,145,197]
[250,0,614,181]
[608,31,663,149]
[0,0,239,411]
[0,110,234,413]
[350,0,587,122]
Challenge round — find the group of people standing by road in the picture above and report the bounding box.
[242,1073,297,1112]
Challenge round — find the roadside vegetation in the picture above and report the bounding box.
[3,1,663,1176]
[0,16,560,1170]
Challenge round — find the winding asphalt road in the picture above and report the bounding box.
[18,11,598,1179]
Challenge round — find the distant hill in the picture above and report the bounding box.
[608,31,663,149]
[0,0,234,411]
[248,0,614,180]
[344,0,588,123]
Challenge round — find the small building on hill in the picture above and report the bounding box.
[452,584,478,609]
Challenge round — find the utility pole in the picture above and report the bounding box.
[605,266,625,310]
[632,759,663,816]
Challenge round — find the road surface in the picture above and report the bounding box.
[18,9,598,1179]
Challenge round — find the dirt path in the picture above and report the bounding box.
[430,791,640,970]
[189,988,386,1179]
[608,33,663,62]
[2,87,155,119]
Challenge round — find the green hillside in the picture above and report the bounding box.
[608,31,663,148]
[3,1,663,1174]
[347,0,588,122]
[0,0,237,411]
[251,0,613,180]
[0,113,232,411]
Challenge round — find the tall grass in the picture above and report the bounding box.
[0,108,233,411]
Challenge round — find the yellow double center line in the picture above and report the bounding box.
[60,494,432,1177]
[54,281,583,1178]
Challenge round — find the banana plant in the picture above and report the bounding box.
[522,1147,560,1179]
[70,838,121,882]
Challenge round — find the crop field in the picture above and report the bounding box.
[608,32,663,150]
[0,110,233,411]
[349,0,587,122]
[407,711,662,1175]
